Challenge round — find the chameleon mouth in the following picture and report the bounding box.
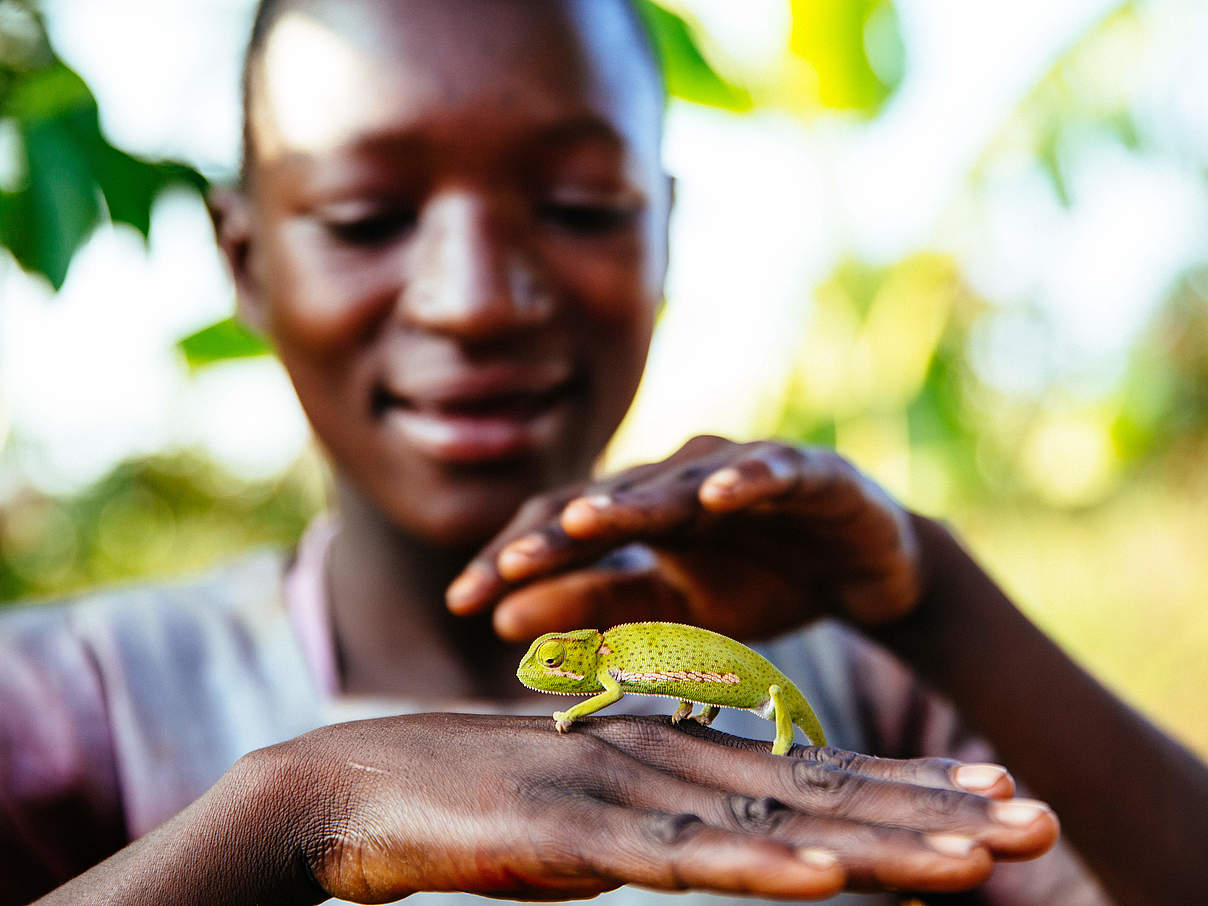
[515,669,586,692]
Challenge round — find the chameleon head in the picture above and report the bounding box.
[516,629,603,694]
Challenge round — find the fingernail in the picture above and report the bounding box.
[498,537,548,578]
[561,496,610,532]
[501,535,546,560]
[954,763,1008,792]
[991,799,1049,827]
[926,834,975,858]
[796,847,839,870]
[705,467,741,490]
[446,565,488,610]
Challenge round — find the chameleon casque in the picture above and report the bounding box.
[517,621,826,755]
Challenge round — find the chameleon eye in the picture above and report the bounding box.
[538,640,565,668]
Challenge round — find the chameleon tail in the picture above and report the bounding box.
[794,697,827,748]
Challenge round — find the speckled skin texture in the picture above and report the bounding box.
[517,621,826,750]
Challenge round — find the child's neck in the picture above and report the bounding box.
[325,481,526,700]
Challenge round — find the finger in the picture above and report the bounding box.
[595,717,1007,793]
[586,719,1054,860]
[494,437,736,585]
[698,442,807,512]
[495,523,619,584]
[701,446,921,624]
[768,450,906,539]
[699,445,886,526]
[467,458,687,593]
[446,486,584,615]
[677,792,994,893]
[583,745,993,893]
[560,470,707,542]
[570,800,846,900]
[492,553,686,641]
[559,436,732,540]
[797,746,1016,800]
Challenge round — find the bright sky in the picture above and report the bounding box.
[1,0,1205,495]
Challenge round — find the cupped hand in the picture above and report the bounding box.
[250,713,1055,902]
[447,435,925,642]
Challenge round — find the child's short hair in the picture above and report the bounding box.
[238,0,664,185]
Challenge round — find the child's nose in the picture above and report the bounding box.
[402,191,553,339]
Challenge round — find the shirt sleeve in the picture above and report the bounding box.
[0,604,126,904]
[840,626,1115,906]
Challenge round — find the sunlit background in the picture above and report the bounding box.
[2,0,1206,755]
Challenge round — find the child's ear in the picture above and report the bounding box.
[207,186,269,334]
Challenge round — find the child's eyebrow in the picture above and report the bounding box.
[525,115,629,152]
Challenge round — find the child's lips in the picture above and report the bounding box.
[374,376,580,464]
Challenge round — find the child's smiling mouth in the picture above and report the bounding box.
[371,366,585,465]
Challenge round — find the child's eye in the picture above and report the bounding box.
[323,210,416,246]
[536,201,638,235]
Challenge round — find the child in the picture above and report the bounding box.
[4,0,1205,903]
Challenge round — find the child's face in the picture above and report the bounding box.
[232,0,669,546]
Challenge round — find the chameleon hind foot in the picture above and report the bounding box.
[671,700,694,724]
[769,684,796,755]
[692,705,721,727]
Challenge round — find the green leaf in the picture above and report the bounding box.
[634,1,752,112]
[0,58,209,288]
[177,317,271,370]
[92,145,208,240]
[2,60,92,120]
[12,112,102,289]
[789,0,904,114]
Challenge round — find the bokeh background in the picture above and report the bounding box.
[2,0,1206,754]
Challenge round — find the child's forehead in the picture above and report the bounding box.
[247,0,662,170]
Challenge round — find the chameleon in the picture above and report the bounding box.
[516,621,825,755]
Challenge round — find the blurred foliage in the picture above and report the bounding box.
[786,0,903,113]
[1113,267,1208,467]
[178,315,271,370]
[0,451,325,603]
[634,0,752,112]
[0,1,206,290]
[776,254,985,511]
[1004,5,1142,208]
[777,254,1208,511]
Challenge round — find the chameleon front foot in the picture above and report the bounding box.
[553,711,574,733]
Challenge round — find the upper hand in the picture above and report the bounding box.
[447,435,926,642]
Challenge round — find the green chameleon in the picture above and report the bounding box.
[516,621,826,755]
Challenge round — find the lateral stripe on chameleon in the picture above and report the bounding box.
[516,621,826,755]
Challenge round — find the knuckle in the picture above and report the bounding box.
[676,463,712,483]
[799,746,866,772]
[790,759,847,795]
[724,793,788,834]
[749,439,788,460]
[915,756,963,780]
[644,810,706,846]
[920,786,968,818]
